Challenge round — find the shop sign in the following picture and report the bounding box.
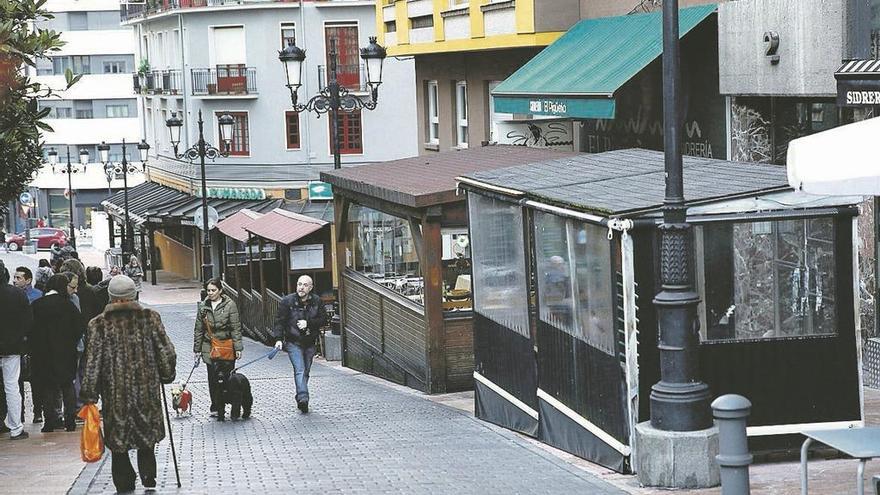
[197,187,266,200]
[494,96,616,120]
[836,79,880,107]
[308,182,333,200]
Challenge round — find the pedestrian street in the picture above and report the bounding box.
[68,302,624,494]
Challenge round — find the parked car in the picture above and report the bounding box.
[5,228,68,251]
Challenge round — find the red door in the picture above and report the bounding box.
[325,25,359,90]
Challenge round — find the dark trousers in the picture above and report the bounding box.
[43,380,76,424]
[206,361,233,413]
[111,448,156,491]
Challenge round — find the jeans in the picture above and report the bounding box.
[0,356,23,436]
[43,380,77,425]
[111,448,156,491]
[74,350,84,409]
[286,343,316,404]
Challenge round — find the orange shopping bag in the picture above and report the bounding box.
[77,404,104,463]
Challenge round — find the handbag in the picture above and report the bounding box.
[204,311,235,362]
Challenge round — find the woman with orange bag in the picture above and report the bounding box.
[193,278,242,421]
[80,275,176,492]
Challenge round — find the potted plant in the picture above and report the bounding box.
[138,59,153,92]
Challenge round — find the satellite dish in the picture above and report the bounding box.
[193,205,220,230]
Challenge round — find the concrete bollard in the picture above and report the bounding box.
[711,394,753,495]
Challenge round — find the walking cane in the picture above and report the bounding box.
[161,385,182,488]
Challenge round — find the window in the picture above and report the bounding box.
[385,21,396,33]
[68,12,88,31]
[223,112,250,156]
[469,193,529,337]
[450,0,468,6]
[533,211,615,355]
[285,110,300,149]
[325,24,360,90]
[51,107,72,119]
[426,81,439,144]
[103,61,126,73]
[281,23,296,49]
[696,217,838,342]
[106,105,129,118]
[75,109,93,119]
[455,81,468,148]
[411,15,434,29]
[72,56,90,74]
[333,110,363,154]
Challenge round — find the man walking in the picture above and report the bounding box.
[0,260,32,440]
[273,275,328,413]
[12,266,43,423]
[80,275,176,491]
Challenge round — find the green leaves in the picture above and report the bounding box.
[0,0,73,203]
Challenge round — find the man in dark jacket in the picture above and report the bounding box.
[0,260,32,439]
[273,275,328,413]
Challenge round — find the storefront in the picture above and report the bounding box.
[491,5,726,158]
[458,148,865,474]
[321,145,575,394]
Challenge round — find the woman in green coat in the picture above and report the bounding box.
[193,278,242,420]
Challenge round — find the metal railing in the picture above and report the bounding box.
[121,0,299,22]
[136,69,183,95]
[317,63,366,92]
[191,66,258,96]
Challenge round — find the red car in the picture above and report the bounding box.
[5,228,68,251]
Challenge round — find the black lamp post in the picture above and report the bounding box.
[279,36,386,169]
[648,0,712,432]
[47,146,89,250]
[99,140,149,260]
[166,109,234,285]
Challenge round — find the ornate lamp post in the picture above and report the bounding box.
[165,110,234,284]
[279,36,387,169]
[99,140,149,259]
[47,146,89,249]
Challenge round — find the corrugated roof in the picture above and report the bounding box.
[145,195,283,226]
[321,145,577,208]
[245,208,328,245]
[460,148,792,216]
[280,199,335,223]
[216,209,264,242]
[492,5,716,98]
[102,181,189,225]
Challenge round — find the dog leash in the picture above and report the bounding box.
[233,348,280,373]
[181,361,199,389]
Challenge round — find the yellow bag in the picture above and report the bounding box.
[78,404,104,463]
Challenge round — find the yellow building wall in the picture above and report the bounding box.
[153,231,196,280]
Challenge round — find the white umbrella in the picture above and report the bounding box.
[787,117,880,195]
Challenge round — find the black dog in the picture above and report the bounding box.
[216,368,253,421]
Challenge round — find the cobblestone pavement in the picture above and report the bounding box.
[69,303,625,494]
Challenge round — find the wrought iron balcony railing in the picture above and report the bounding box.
[317,63,366,92]
[190,66,258,96]
[134,69,183,95]
[120,0,299,22]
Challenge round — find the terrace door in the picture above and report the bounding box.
[325,24,360,90]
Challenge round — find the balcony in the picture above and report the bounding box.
[191,66,258,96]
[134,69,183,95]
[317,63,366,93]
[120,0,299,22]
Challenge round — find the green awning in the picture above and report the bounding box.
[492,4,716,120]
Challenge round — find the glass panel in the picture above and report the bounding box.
[699,217,838,342]
[572,222,615,355]
[469,193,529,337]
[441,228,472,312]
[535,211,575,334]
[348,205,422,304]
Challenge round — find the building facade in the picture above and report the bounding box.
[20,0,142,238]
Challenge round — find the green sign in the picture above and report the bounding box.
[308,181,333,200]
[198,187,266,200]
[493,96,616,120]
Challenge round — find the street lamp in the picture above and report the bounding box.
[279,36,387,169]
[48,146,89,249]
[165,109,233,285]
[99,140,145,259]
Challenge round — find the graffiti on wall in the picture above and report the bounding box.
[496,120,574,151]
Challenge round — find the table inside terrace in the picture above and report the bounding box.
[801,427,880,495]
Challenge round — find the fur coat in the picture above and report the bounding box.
[80,301,176,452]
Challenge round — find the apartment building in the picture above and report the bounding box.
[26,0,142,235]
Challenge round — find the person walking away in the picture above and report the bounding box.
[31,274,84,432]
[193,278,242,421]
[0,261,32,439]
[86,266,109,311]
[273,275,328,413]
[61,260,101,412]
[124,257,144,301]
[12,266,43,423]
[80,275,176,492]
[34,259,53,293]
